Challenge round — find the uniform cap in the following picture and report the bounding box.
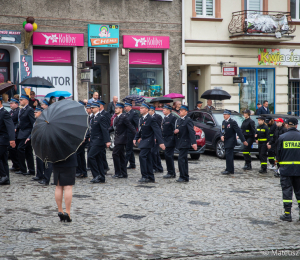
[242,109,250,114]
[141,103,150,109]
[78,100,85,106]
[180,105,189,111]
[0,96,2,101]
[257,116,266,120]
[149,105,156,110]
[10,98,19,104]
[42,99,49,106]
[124,102,132,107]
[91,102,100,108]
[35,106,44,112]
[287,117,298,126]
[20,94,30,101]
[86,103,91,108]
[116,102,124,108]
[223,110,231,115]
[97,100,106,106]
[274,118,284,123]
[197,101,203,104]
[163,104,172,110]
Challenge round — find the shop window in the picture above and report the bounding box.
[291,0,300,20]
[195,0,215,17]
[239,68,275,113]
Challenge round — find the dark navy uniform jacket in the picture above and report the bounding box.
[134,113,164,149]
[0,107,15,146]
[221,118,245,149]
[109,113,136,145]
[89,112,110,146]
[175,116,196,149]
[10,107,19,128]
[162,113,177,148]
[126,109,139,132]
[241,117,255,139]
[16,105,35,140]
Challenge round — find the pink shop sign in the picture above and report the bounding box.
[123,35,169,49]
[33,32,84,46]
[33,49,71,63]
[129,52,162,65]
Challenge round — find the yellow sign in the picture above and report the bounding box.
[283,141,300,148]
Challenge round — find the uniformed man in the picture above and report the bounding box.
[41,99,50,110]
[8,98,20,171]
[15,94,36,176]
[162,104,177,178]
[133,103,165,183]
[109,102,136,178]
[149,105,164,173]
[174,105,197,182]
[255,116,269,173]
[277,118,300,222]
[124,102,139,169]
[0,95,16,185]
[266,115,277,170]
[241,109,256,170]
[85,103,93,171]
[88,102,111,183]
[196,101,203,110]
[221,110,247,175]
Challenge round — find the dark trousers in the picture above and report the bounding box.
[125,135,135,167]
[36,157,53,182]
[0,145,9,178]
[243,137,254,164]
[268,148,275,165]
[9,146,19,169]
[165,146,175,176]
[88,145,105,182]
[225,147,234,173]
[76,142,87,176]
[258,142,268,170]
[151,143,163,172]
[178,148,189,181]
[102,148,108,170]
[139,148,154,181]
[87,144,90,168]
[280,175,300,211]
[17,138,35,174]
[113,144,127,177]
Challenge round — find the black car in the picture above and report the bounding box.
[188,109,259,159]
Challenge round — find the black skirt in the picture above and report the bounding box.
[53,166,76,186]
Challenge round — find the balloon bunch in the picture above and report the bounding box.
[23,17,38,32]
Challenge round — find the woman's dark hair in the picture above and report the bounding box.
[58,96,65,101]
[49,96,56,104]
[268,119,274,126]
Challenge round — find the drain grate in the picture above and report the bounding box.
[230,190,250,194]
[11,228,42,233]
[189,201,210,206]
[118,214,146,220]
[135,185,155,189]
[73,194,92,198]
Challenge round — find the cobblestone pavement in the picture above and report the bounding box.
[1,150,300,260]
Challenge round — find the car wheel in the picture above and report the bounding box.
[216,139,225,159]
[190,154,200,160]
[109,132,115,151]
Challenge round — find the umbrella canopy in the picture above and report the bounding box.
[20,77,55,88]
[45,91,71,98]
[164,93,185,99]
[201,89,231,101]
[123,95,145,104]
[150,97,173,103]
[31,99,88,163]
[0,83,15,95]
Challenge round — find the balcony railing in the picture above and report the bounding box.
[228,11,296,37]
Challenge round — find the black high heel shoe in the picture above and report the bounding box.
[63,213,72,222]
[58,212,65,222]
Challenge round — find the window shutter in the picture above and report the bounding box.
[248,0,262,11]
[195,0,203,16]
[206,0,214,16]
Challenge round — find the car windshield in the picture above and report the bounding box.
[213,113,244,127]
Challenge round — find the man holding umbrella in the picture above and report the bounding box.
[0,96,16,185]
[15,94,35,176]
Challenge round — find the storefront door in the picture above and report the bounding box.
[188,80,198,109]
[0,49,10,83]
[288,81,300,116]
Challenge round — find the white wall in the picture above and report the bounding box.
[110,48,119,101]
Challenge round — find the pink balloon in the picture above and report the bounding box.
[24,23,33,32]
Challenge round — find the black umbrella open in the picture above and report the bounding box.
[20,77,55,88]
[201,89,231,101]
[150,97,173,103]
[31,99,88,163]
[0,83,15,95]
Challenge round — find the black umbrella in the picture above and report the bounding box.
[20,77,55,88]
[201,89,231,101]
[0,83,15,95]
[31,99,88,163]
[150,97,173,103]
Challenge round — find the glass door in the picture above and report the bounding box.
[239,69,256,112]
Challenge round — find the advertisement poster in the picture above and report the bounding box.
[258,48,300,66]
[32,65,73,98]
[88,24,119,47]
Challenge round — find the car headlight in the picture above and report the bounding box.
[201,130,205,138]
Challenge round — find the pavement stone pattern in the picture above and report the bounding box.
[1,151,300,260]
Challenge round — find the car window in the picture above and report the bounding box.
[190,112,203,123]
[203,113,214,124]
[213,114,244,127]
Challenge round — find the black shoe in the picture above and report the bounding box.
[63,213,72,222]
[51,183,55,185]
[23,171,35,176]
[243,164,252,170]
[104,167,110,173]
[176,178,188,183]
[280,213,292,222]
[75,173,82,177]
[91,175,105,183]
[77,174,87,178]
[154,170,163,173]
[31,177,42,181]
[138,178,148,183]
[15,171,26,175]
[163,174,176,179]
[9,167,19,171]
[38,179,49,186]
[90,178,96,183]
[127,165,136,169]
[112,175,122,179]
[0,176,10,185]
[145,179,155,183]
[259,169,267,174]
[58,212,65,222]
[221,171,234,175]
[242,164,248,170]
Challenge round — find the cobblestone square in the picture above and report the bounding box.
[1,151,300,259]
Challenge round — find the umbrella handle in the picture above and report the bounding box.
[45,120,49,124]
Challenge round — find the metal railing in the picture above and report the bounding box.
[228,10,296,35]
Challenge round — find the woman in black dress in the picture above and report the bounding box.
[53,153,77,222]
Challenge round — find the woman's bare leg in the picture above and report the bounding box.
[63,185,73,217]
[55,182,64,213]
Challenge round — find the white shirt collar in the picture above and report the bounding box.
[0,106,3,110]
[165,113,170,118]
[94,111,100,117]
[226,117,231,122]
[117,113,122,117]
[181,115,186,120]
[99,109,104,113]
[143,113,148,120]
